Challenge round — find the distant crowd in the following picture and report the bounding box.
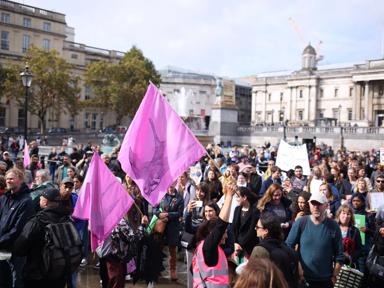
[0,138,383,288]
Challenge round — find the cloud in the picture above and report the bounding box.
[23,0,384,76]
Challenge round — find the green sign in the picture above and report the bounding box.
[354,214,366,245]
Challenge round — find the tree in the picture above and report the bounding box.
[2,46,80,134]
[85,46,161,124]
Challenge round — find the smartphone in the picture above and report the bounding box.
[195,200,203,207]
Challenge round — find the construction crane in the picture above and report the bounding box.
[288,17,324,63]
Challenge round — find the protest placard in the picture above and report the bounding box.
[370,192,384,211]
[276,140,311,175]
[354,214,366,245]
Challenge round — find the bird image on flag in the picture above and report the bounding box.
[73,152,134,251]
[118,83,206,207]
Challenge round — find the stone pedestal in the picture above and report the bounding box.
[209,106,238,145]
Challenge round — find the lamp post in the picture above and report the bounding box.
[20,64,33,142]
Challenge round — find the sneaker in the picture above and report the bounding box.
[147,282,155,288]
[93,261,100,269]
[80,258,88,267]
[125,275,132,281]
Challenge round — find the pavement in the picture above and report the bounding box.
[77,258,188,288]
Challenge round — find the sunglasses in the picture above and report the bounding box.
[377,180,384,183]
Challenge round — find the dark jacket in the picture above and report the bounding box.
[232,204,260,255]
[0,184,35,250]
[258,238,299,288]
[259,176,282,196]
[154,192,183,246]
[13,206,71,280]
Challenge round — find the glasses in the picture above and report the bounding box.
[376,180,384,183]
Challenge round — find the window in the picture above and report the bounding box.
[1,13,10,23]
[173,89,180,94]
[379,86,383,96]
[280,92,283,102]
[22,35,30,53]
[92,113,97,130]
[350,87,353,97]
[43,22,51,32]
[84,86,91,100]
[23,17,31,28]
[320,88,323,98]
[18,108,25,128]
[332,109,339,119]
[1,31,9,50]
[199,90,207,94]
[189,109,194,116]
[84,113,90,128]
[42,39,50,51]
[298,110,303,120]
[348,109,352,121]
[299,90,303,98]
[334,88,338,97]
[0,107,5,127]
[318,109,324,119]
[268,93,271,101]
[99,113,104,130]
[71,53,78,59]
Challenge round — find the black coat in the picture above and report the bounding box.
[232,204,260,255]
[0,183,34,250]
[13,207,71,280]
[258,238,299,288]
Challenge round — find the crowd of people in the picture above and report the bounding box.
[0,137,384,288]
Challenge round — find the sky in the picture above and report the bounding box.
[19,0,384,77]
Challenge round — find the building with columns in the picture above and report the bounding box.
[0,0,124,131]
[245,44,384,127]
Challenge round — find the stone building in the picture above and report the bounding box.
[246,44,384,127]
[0,0,124,131]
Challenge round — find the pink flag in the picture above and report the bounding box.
[118,83,206,206]
[23,140,30,168]
[73,152,134,251]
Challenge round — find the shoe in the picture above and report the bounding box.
[125,275,132,281]
[80,258,88,267]
[93,261,100,269]
[147,282,155,288]
[170,270,178,281]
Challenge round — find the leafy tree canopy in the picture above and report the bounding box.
[85,46,161,124]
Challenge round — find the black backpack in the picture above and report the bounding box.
[41,220,82,279]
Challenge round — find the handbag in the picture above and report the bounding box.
[153,218,167,234]
[180,231,195,250]
[366,245,384,281]
[334,265,363,288]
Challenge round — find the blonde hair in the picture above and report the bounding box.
[5,168,25,181]
[234,258,288,288]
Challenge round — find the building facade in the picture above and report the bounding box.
[0,0,124,131]
[246,44,384,128]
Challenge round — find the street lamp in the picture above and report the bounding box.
[20,64,33,142]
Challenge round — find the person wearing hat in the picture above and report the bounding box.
[13,188,72,287]
[2,151,13,171]
[286,192,344,288]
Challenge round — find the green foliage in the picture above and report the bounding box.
[1,46,80,133]
[85,46,161,124]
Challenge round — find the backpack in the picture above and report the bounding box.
[41,220,82,279]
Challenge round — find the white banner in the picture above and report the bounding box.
[276,140,311,175]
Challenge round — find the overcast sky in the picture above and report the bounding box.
[21,0,384,77]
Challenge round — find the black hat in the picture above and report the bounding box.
[41,188,60,201]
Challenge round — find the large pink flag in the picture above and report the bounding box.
[73,152,134,251]
[23,140,30,168]
[118,83,206,206]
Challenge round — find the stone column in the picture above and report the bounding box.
[352,84,357,120]
[306,85,311,121]
[364,81,369,121]
[251,88,257,123]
